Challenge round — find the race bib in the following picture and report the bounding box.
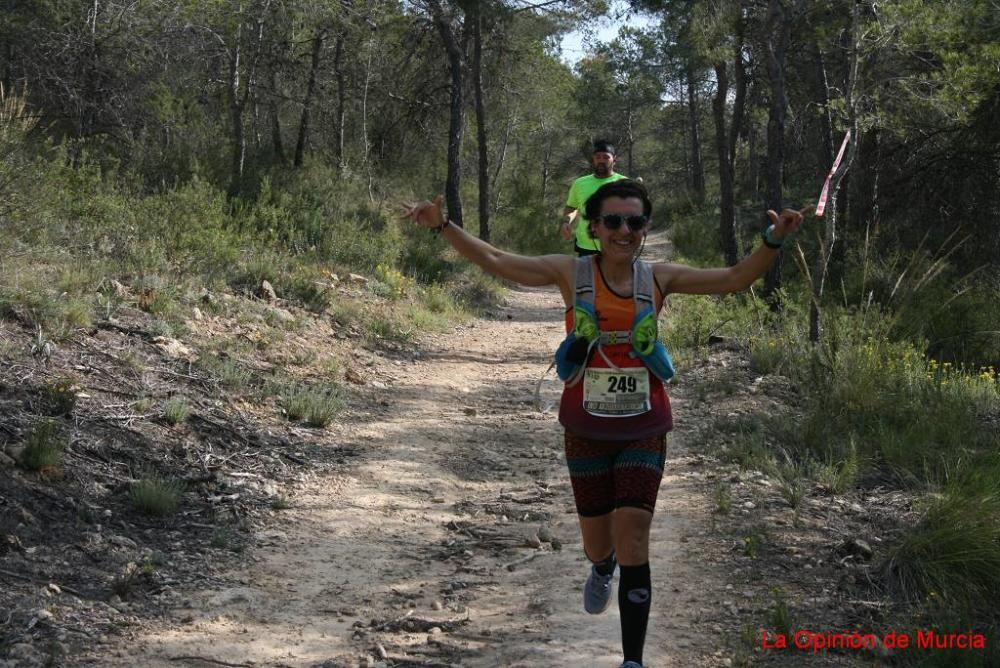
[583,368,651,417]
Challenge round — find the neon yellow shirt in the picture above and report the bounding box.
[566,172,627,250]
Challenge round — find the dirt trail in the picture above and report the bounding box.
[92,238,735,668]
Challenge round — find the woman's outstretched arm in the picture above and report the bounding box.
[655,207,808,295]
[404,196,573,291]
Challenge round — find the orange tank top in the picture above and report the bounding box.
[558,258,673,440]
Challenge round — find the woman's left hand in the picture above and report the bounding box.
[765,206,811,241]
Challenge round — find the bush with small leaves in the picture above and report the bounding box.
[163,396,190,425]
[129,476,184,516]
[282,383,341,428]
[41,379,78,416]
[271,495,293,510]
[19,419,67,471]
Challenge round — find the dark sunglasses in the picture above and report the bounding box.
[598,213,648,232]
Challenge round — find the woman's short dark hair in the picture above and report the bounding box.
[584,179,653,224]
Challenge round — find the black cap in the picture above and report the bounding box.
[592,140,616,155]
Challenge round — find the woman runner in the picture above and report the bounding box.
[404,179,805,668]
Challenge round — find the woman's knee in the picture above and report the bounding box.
[579,514,614,561]
[613,507,653,563]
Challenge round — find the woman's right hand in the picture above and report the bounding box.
[402,195,446,229]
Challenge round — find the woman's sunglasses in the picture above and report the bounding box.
[598,213,648,232]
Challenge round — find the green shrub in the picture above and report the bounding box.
[328,299,364,327]
[490,204,566,256]
[838,234,1000,369]
[743,524,768,559]
[41,379,78,416]
[767,587,793,637]
[405,304,451,333]
[774,459,809,511]
[0,278,93,338]
[716,420,777,473]
[749,336,790,374]
[129,476,184,516]
[916,281,1000,369]
[449,270,506,314]
[0,87,39,216]
[421,284,461,316]
[19,419,67,471]
[163,396,190,425]
[367,314,414,344]
[667,208,723,266]
[228,251,284,297]
[271,495,293,510]
[374,264,415,301]
[281,383,341,427]
[792,312,997,485]
[281,272,332,312]
[139,177,243,281]
[815,441,861,493]
[399,223,456,281]
[713,484,732,515]
[882,455,1000,617]
[661,291,794,356]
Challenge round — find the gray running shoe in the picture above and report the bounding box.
[619,662,644,668]
[583,564,614,614]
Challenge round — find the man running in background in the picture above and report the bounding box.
[561,140,627,256]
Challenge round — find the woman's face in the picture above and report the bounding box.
[591,196,648,260]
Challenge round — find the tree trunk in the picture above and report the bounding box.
[361,18,377,200]
[333,30,347,173]
[227,1,270,196]
[270,69,285,163]
[809,0,860,342]
[815,44,834,167]
[687,65,705,204]
[492,110,515,214]
[228,16,246,196]
[762,0,793,301]
[431,1,465,227]
[541,130,552,204]
[728,4,749,262]
[295,26,327,167]
[472,7,489,241]
[713,62,738,266]
[714,3,748,267]
[626,104,635,175]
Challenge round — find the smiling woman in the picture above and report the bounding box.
[403,179,805,668]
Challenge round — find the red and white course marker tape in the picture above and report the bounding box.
[815,131,851,217]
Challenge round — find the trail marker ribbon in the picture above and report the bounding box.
[815,131,851,217]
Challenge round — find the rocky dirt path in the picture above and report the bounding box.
[81,234,867,668]
[86,281,731,668]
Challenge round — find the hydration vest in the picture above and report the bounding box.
[555,256,675,387]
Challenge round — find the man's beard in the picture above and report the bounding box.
[593,165,611,177]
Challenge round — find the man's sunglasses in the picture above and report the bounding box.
[598,214,648,232]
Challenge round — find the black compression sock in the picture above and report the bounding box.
[618,562,651,664]
[589,549,616,576]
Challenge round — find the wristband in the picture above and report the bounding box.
[762,224,783,249]
[433,220,451,234]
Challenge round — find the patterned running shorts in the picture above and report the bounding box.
[564,430,667,517]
